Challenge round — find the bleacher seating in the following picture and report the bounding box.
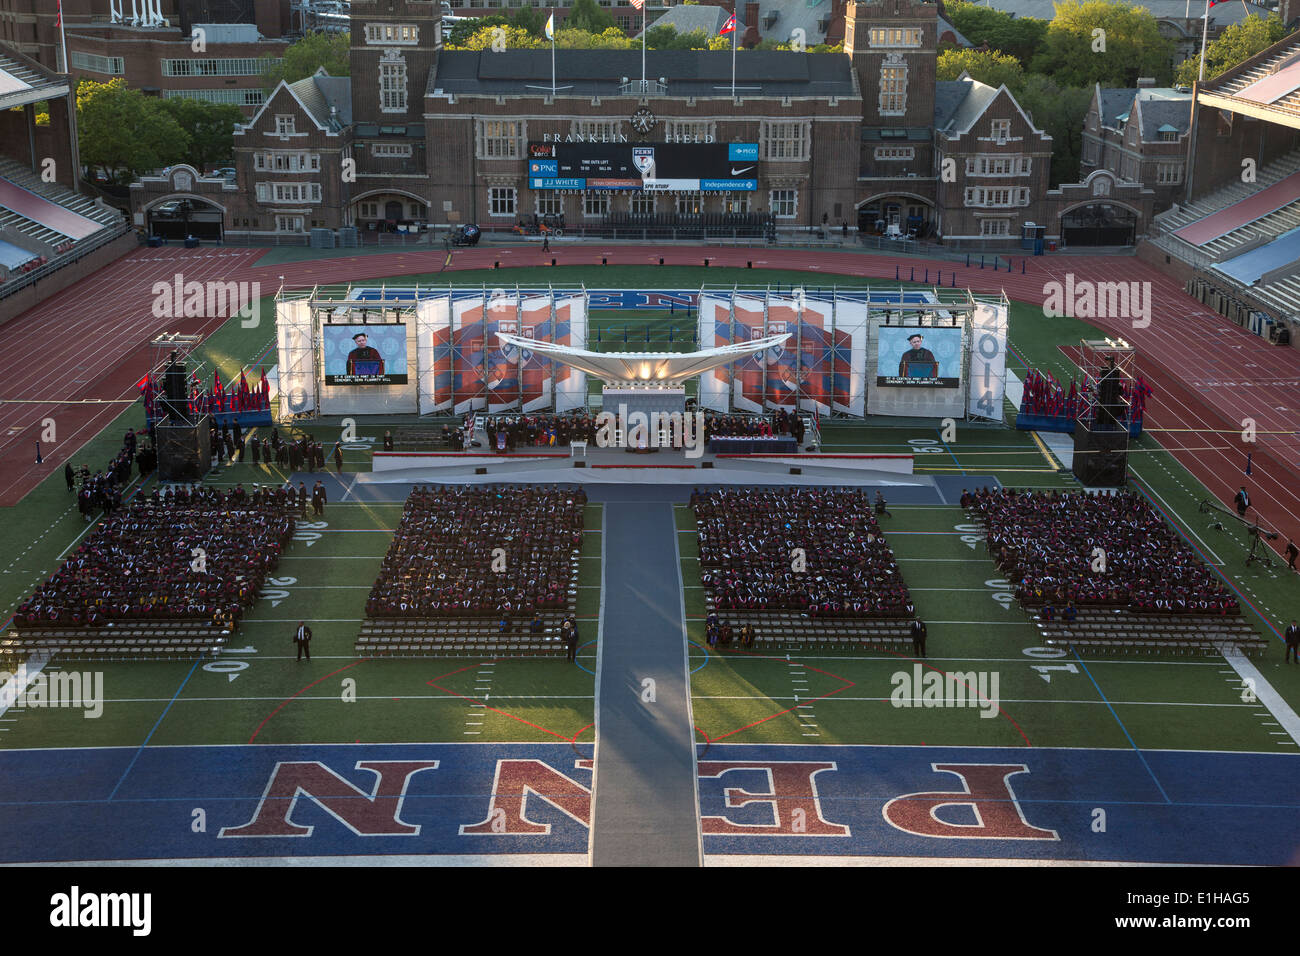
[1152,148,1300,258]
[1208,36,1300,112]
[0,157,122,257]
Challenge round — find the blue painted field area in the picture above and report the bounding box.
[1,743,1295,864]
[697,745,1300,865]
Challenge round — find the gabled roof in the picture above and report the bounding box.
[935,74,1048,140]
[1096,86,1138,127]
[641,4,740,38]
[746,0,835,46]
[1134,88,1192,141]
[934,75,1000,134]
[237,76,337,136]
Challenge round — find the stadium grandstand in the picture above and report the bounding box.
[0,44,129,307]
[1148,30,1300,331]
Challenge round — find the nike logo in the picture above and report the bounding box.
[731,166,754,176]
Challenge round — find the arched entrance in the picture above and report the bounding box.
[147,196,224,241]
[352,191,430,234]
[856,194,935,240]
[1061,203,1137,246]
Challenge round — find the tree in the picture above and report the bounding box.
[1173,14,1286,87]
[937,48,1025,90]
[76,79,189,184]
[1031,0,1173,88]
[160,98,244,172]
[1013,75,1093,187]
[565,0,617,34]
[551,27,635,49]
[511,5,545,37]
[261,30,351,91]
[645,24,713,50]
[448,23,545,50]
[944,1,1047,65]
[447,14,508,47]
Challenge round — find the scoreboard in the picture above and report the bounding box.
[528,142,759,192]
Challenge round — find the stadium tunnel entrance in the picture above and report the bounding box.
[856,195,935,240]
[146,196,224,242]
[1060,202,1138,247]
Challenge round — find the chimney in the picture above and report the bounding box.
[744,2,760,47]
[824,0,847,45]
[1137,77,1156,88]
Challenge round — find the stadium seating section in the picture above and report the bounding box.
[356,485,586,657]
[968,488,1264,655]
[0,157,125,284]
[11,486,297,661]
[692,487,916,650]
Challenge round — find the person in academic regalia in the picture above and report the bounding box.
[346,332,385,375]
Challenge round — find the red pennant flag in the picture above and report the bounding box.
[719,13,736,34]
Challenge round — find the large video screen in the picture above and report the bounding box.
[876,326,962,388]
[528,141,758,192]
[323,324,408,385]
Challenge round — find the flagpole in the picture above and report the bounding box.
[1199,0,1210,82]
[551,8,557,95]
[641,2,646,90]
[58,0,68,74]
[728,9,738,98]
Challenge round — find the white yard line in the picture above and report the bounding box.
[1222,650,1300,746]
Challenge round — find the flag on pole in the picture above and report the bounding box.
[55,0,62,28]
[719,13,736,33]
[628,0,645,7]
[545,12,554,38]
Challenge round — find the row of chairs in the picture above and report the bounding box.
[754,632,912,652]
[1,635,228,662]
[1042,629,1268,656]
[356,635,568,658]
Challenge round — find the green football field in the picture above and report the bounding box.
[1,264,1296,761]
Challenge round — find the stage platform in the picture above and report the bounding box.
[304,444,992,506]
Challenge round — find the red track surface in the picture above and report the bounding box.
[1,243,1296,560]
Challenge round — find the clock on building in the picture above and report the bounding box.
[631,107,656,135]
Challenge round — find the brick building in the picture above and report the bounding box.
[0,0,293,116]
[131,0,1056,247]
[1081,81,1192,215]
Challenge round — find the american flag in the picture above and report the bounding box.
[628,0,644,8]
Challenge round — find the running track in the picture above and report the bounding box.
[1,244,1296,561]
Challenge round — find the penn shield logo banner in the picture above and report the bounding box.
[633,147,655,178]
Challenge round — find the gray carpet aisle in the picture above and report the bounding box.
[590,501,702,867]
